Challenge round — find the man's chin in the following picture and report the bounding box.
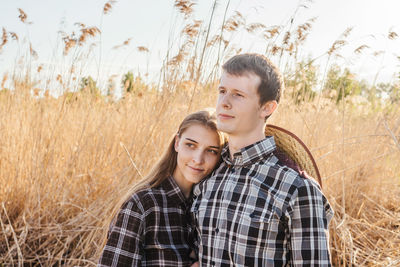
[217,125,233,134]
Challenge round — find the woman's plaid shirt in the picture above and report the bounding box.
[98,176,194,267]
[191,137,334,266]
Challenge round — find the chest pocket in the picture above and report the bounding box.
[249,208,278,227]
[249,209,273,223]
[245,207,285,249]
[232,205,284,258]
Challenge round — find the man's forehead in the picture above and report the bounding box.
[219,71,261,85]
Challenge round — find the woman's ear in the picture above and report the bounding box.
[174,135,180,152]
[260,100,278,118]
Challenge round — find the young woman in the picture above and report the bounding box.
[98,109,225,267]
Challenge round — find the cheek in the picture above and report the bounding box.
[216,96,222,107]
[176,149,188,165]
[205,155,219,169]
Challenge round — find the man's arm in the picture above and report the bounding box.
[98,197,145,267]
[287,178,334,266]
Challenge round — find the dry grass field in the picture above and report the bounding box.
[0,84,399,266]
[1,0,400,265]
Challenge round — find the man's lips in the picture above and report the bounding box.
[218,113,234,119]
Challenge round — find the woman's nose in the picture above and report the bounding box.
[192,150,204,164]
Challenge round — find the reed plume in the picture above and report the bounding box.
[174,0,195,18]
[103,0,117,15]
[0,28,8,52]
[388,31,398,40]
[137,46,149,52]
[354,45,369,55]
[18,8,28,24]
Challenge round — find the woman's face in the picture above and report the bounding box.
[173,123,221,190]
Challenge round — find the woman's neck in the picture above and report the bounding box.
[172,170,192,199]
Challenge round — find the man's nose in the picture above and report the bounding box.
[219,93,231,109]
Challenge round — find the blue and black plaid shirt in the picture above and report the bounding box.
[192,136,334,266]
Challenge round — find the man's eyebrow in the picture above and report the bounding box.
[218,85,244,93]
[233,88,245,94]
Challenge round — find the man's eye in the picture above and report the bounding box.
[234,93,243,97]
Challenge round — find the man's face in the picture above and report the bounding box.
[216,71,269,138]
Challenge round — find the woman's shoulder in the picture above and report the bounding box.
[123,187,161,212]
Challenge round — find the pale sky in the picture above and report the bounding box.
[1,0,399,92]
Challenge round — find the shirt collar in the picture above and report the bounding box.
[160,175,191,207]
[221,136,276,167]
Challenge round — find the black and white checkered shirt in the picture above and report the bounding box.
[98,176,194,267]
[192,137,334,266]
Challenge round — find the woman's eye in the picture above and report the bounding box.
[234,93,243,97]
[185,143,194,148]
[208,149,218,155]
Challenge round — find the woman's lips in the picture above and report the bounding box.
[188,166,204,172]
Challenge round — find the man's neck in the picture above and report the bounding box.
[228,130,266,159]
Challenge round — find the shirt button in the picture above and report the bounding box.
[211,261,215,265]
[215,228,219,233]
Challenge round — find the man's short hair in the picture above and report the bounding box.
[222,53,284,105]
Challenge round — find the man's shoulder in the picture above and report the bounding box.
[248,157,324,202]
[254,155,301,184]
[194,156,321,196]
[267,153,322,190]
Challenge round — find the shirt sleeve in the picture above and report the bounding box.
[287,178,334,266]
[98,196,145,267]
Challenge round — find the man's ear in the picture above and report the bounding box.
[174,135,180,152]
[260,100,278,118]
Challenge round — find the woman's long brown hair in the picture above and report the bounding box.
[98,109,225,253]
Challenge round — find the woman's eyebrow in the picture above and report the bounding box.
[185,138,219,149]
[185,138,198,143]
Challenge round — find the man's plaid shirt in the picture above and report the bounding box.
[191,137,334,266]
[98,176,194,267]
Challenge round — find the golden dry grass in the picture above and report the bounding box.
[1,1,400,265]
[0,82,399,266]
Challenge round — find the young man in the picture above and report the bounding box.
[191,54,333,266]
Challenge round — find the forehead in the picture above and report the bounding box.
[219,71,260,93]
[181,124,220,145]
